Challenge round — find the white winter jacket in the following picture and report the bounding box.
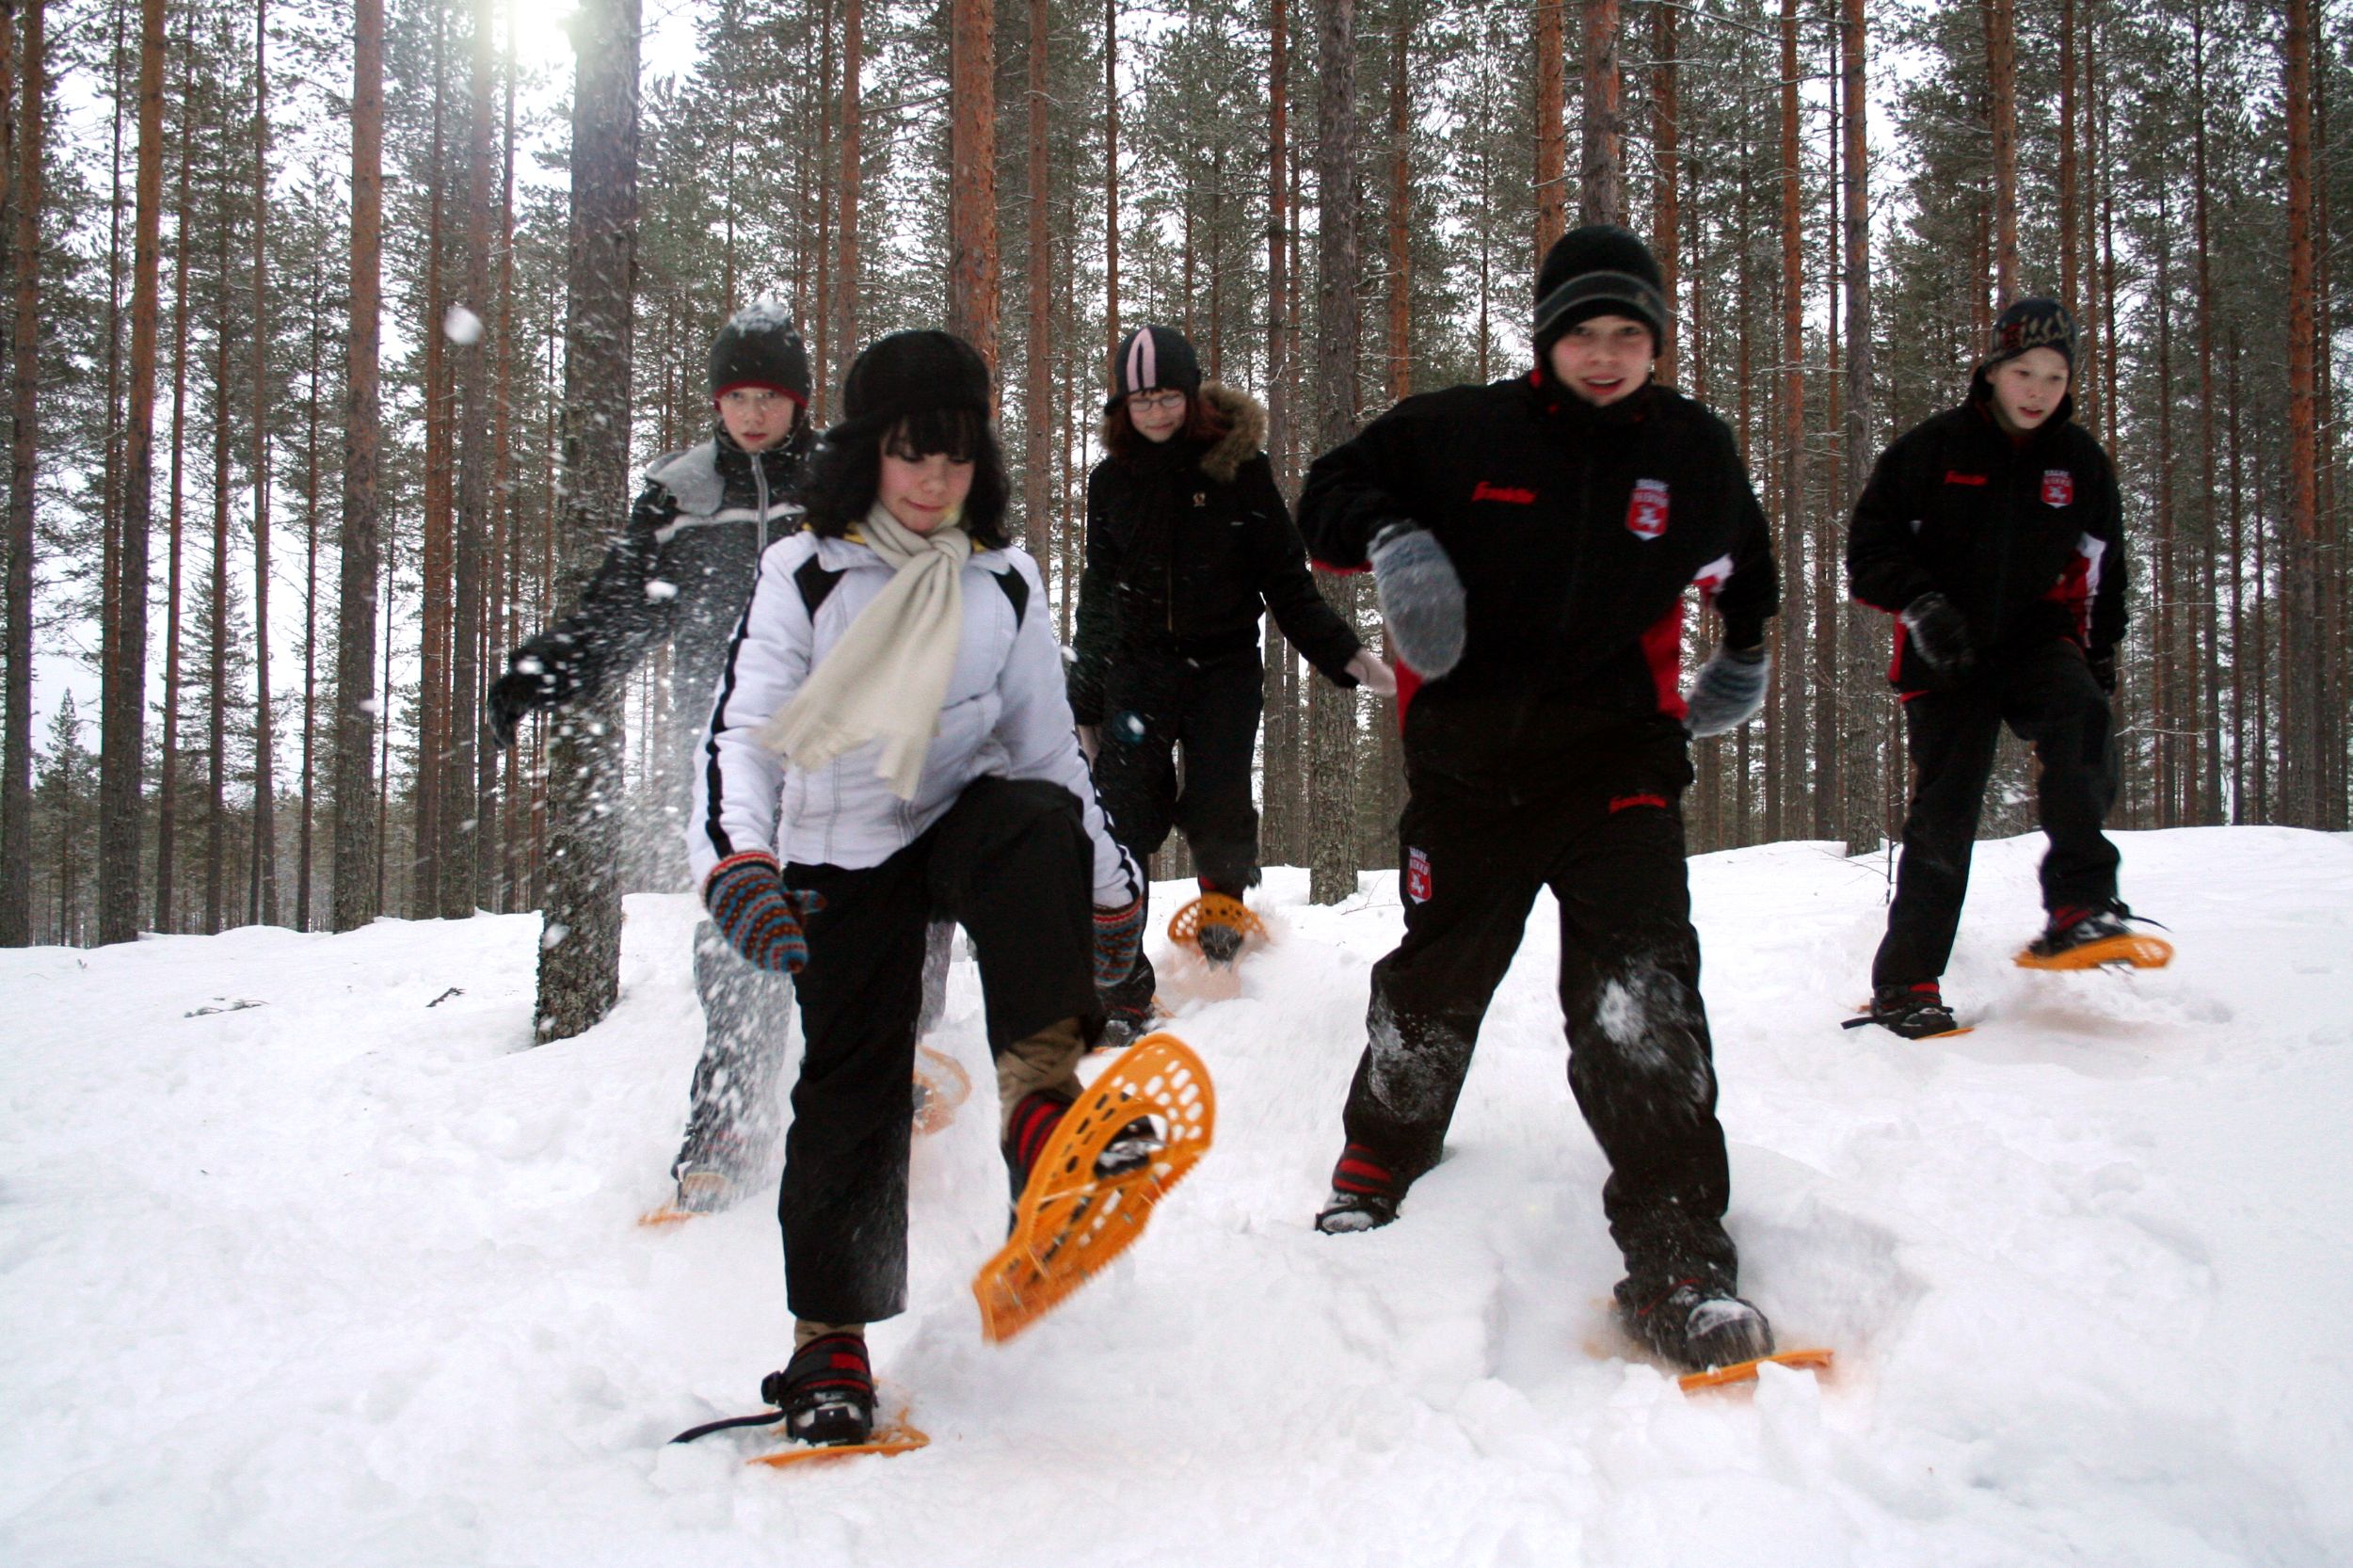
[688,529,1142,907]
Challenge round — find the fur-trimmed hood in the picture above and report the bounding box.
[1097,381,1269,485]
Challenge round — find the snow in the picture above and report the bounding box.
[4,825,2349,1567]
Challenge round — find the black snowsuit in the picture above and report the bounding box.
[1299,373,1780,1299]
[1069,385,1362,1005]
[502,427,808,1183]
[1847,379,2129,988]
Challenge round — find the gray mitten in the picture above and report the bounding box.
[1685,644,1769,738]
[1369,521,1467,680]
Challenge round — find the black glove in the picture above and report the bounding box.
[487,657,560,749]
[1369,520,1467,680]
[1898,592,1977,682]
[2087,646,2117,696]
[1685,643,1770,738]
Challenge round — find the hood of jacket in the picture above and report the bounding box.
[1096,381,1269,485]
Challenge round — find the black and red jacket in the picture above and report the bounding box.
[1846,378,2126,695]
[1298,374,1779,733]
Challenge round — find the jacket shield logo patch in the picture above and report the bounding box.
[2041,470,2074,507]
[1406,847,1432,904]
[1625,478,1671,539]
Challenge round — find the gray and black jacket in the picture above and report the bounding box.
[503,426,810,717]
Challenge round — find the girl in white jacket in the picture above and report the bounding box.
[689,330,1146,1448]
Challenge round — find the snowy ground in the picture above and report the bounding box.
[3,825,2349,1567]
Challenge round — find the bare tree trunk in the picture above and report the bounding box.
[488,8,517,911]
[248,0,277,927]
[332,0,384,931]
[947,0,997,367]
[834,0,860,370]
[205,207,231,936]
[1839,0,1881,855]
[1103,0,1118,361]
[1774,0,1805,840]
[298,267,321,931]
[415,2,451,912]
[96,0,164,945]
[1984,0,2016,300]
[443,0,496,920]
[536,0,637,1041]
[0,0,40,946]
[1023,0,1049,552]
[1308,0,1362,905]
[2058,0,2076,311]
[1386,4,1410,403]
[1578,0,1620,227]
[156,34,193,932]
[2283,0,2321,824]
[1651,0,1677,385]
[1535,0,1564,253]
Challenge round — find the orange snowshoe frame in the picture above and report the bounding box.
[2014,932,2173,971]
[973,1033,1215,1343]
[1166,893,1266,953]
[748,1416,930,1467]
[912,1045,972,1135]
[1678,1347,1835,1393]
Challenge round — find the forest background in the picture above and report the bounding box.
[0,0,2342,1042]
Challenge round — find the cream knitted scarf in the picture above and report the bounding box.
[759,502,971,799]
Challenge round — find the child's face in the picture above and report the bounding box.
[1988,347,2070,433]
[717,386,796,452]
[877,440,976,536]
[1126,389,1188,443]
[1546,313,1656,407]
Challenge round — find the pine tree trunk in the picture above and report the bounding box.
[1022,0,1049,552]
[443,0,497,920]
[1308,0,1362,905]
[205,212,231,936]
[97,0,164,945]
[2282,0,2321,824]
[2058,0,2076,311]
[1651,0,1677,385]
[947,0,997,366]
[0,0,39,947]
[1775,0,1805,840]
[248,0,278,927]
[488,16,518,911]
[1534,0,1563,253]
[1386,8,1410,403]
[1578,0,1620,227]
[536,0,637,1042]
[1984,0,2016,301]
[1103,0,1117,361]
[332,0,384,932]
[1838,0,1881,856]
[156,36,193,932]
[834,0,860,370]
[298,269,321,932]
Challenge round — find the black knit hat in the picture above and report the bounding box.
[708,300,812,404]
[840,329,992,426]
[1106,324,1202,412]
[1981,297,2077,374]
[1532,224,1670,359]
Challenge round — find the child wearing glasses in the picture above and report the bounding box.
[1067,325,1391,1036]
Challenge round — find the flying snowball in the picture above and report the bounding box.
[443,304,485,344]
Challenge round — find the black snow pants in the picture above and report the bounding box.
[1872,637,2120,989]
[777,776,1102,1324]
[1341,710,1738,1297]
[1092,646,1263,1016]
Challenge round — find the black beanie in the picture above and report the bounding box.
[1532,224,1669,359]
[840,329,992,427]
[1106,325,1202,412]
[1982,297,2077,374]
[708,300,812,404]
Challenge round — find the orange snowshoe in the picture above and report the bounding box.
[1166,893,1265,966]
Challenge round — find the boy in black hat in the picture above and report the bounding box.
[489,301,820,1214]
[1848,297,2162,1042]
[1295,224,1783,1373]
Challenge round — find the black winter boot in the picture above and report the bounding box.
[1615,1278,1775,1372]
[760,1333,874,1447]
[1002,1090,1162,1204]
[1865,981,1961,1041]
[1314,1143,1405,1234]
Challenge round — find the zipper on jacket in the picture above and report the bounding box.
[753,454,772,552]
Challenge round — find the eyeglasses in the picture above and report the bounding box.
[1127,391,1187,414]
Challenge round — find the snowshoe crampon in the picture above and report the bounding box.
[2013,932,2173,971]
[912,1045,972,1136]
[1677,1348,1835,1394]
[973,1033,1214,1343]
[670,1403,930,1467]
[1166,894,1264,965]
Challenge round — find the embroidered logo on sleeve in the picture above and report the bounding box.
[1625,478,1671,539]
[1405,847,1433,904]
[2041,470,2074,507]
